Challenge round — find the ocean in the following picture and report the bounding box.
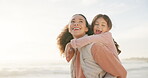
[0,59,148,78]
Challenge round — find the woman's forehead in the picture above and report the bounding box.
[71,15,85,20]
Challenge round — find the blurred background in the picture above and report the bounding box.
[0,0,148,78]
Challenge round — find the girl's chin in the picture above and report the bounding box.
[94,32,101,34]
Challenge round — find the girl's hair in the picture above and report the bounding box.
[57,14,92,55]
[113,39,121,54]
[91,14,121,54]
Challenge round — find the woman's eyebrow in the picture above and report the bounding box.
[71,18,75,20]
[79,18,84,20]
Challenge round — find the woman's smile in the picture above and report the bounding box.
[72,27,81,31]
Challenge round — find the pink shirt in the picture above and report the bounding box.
[75,50,86,78]
[91,42,127,78]
[70,32,119,60]
[65,44,85,78]
[69,32,127,78]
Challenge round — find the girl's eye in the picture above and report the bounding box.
[95,24,99,26]
[102,25,105,27]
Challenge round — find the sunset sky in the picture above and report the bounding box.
[0,0,148,64]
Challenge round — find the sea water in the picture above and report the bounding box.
[0,59,148,78]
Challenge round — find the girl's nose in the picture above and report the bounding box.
[96,25,100,28]
[97,26,102,30]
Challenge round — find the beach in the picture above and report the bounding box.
[122,58,148,78]
[0,58,148,78]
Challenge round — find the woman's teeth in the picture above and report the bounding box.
[73,28,80,31]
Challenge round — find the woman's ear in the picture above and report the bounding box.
[66,24,71,33]
[85,27,88,32]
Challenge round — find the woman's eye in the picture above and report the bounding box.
[79,21,83,23]
[71,21,75,23]
[102,25,105,27]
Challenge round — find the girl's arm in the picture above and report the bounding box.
[64,43,75,62]
[70,32,112,49]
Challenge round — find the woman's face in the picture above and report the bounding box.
[93,17,110,34]
[68,15,88,38]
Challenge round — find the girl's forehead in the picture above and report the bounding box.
[95,17,106,23]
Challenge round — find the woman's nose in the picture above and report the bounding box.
[74,23,79,26]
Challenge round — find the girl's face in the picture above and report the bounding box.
[68,15,88,38]
[93,17,110,34]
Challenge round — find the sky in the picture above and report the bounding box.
[0,0,148,64]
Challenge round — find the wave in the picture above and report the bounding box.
[0,64,70,77]
[0,60,148,77]
[127,66,148,71]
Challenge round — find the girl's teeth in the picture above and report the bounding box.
[96,30,102,34]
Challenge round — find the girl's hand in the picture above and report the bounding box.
[65,43,75,62]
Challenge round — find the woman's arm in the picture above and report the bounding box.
[64,43,75,62]
[91,43,127,78]
[70,32,112,49]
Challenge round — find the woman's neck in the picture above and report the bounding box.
[73,34,87,39]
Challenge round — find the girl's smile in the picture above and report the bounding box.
[95,29,102,34]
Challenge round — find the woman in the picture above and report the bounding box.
[57,14,127,78]
[57,14,92,78]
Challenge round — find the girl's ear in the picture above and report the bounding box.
[107,25,111,31]
[108,27,111,31]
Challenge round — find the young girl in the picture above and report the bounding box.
[65,14,127,78]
